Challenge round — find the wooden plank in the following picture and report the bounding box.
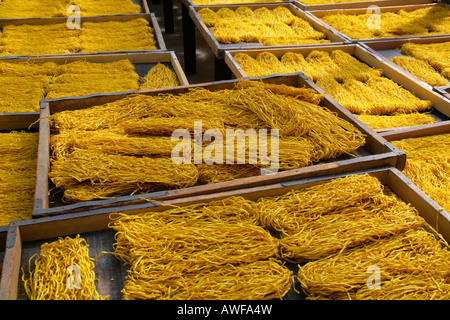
[0,225,21,300]
[3,166,450,300]
[32,73,405,218]
[188,3,348,59]
[308,3,450,43]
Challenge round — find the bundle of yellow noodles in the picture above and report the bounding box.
[0,131,38,226]
[0,23,81,56]
[79,19,157,53]
[140,63,179,90]
[0,0,69,19]
[391,133,450,213]
[400,42,450,79]
[0,59,180,112]
[46,60,140,99]
[254,174,424,262]
[198,6,329,46]
[297,228,450,300]
[109,200,292,300]
[355,113,435,130]
[391,56,448,87]
[23,235,108,300]
[75,0,141,16]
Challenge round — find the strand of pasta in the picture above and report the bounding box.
[297,228,450,300]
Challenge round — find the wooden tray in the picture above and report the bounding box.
[33,73,405,218]
[224,43,450,131]
[308,3,450,43]
[0,51,188,115]
[1,166,448,300]
[0,13,166,56]
[360,37,450,94]
[294,0,433,11]
[188,2,348,59]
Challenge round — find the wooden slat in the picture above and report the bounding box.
[188,3,348,59]
[0,225,22,300]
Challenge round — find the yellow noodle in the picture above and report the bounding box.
[297,228,450,300]
[391,55,448,86]
[22,235,107,300]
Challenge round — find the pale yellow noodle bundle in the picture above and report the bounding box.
[297,228,450,300]
[0,0,141,18]
[109,203,292,300]
[391,55,448,86]
[122,259,292,300]
[392,133,450,213]
[140,63,179,90]
[22,235,107,300]
[0,19,157,56]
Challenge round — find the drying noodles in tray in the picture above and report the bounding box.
[390,56,448,87]
[48,80,365,202]
[0,59,179,113]
[107,173,446,300]
[198,6,330,46]
[0,131,38,226]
